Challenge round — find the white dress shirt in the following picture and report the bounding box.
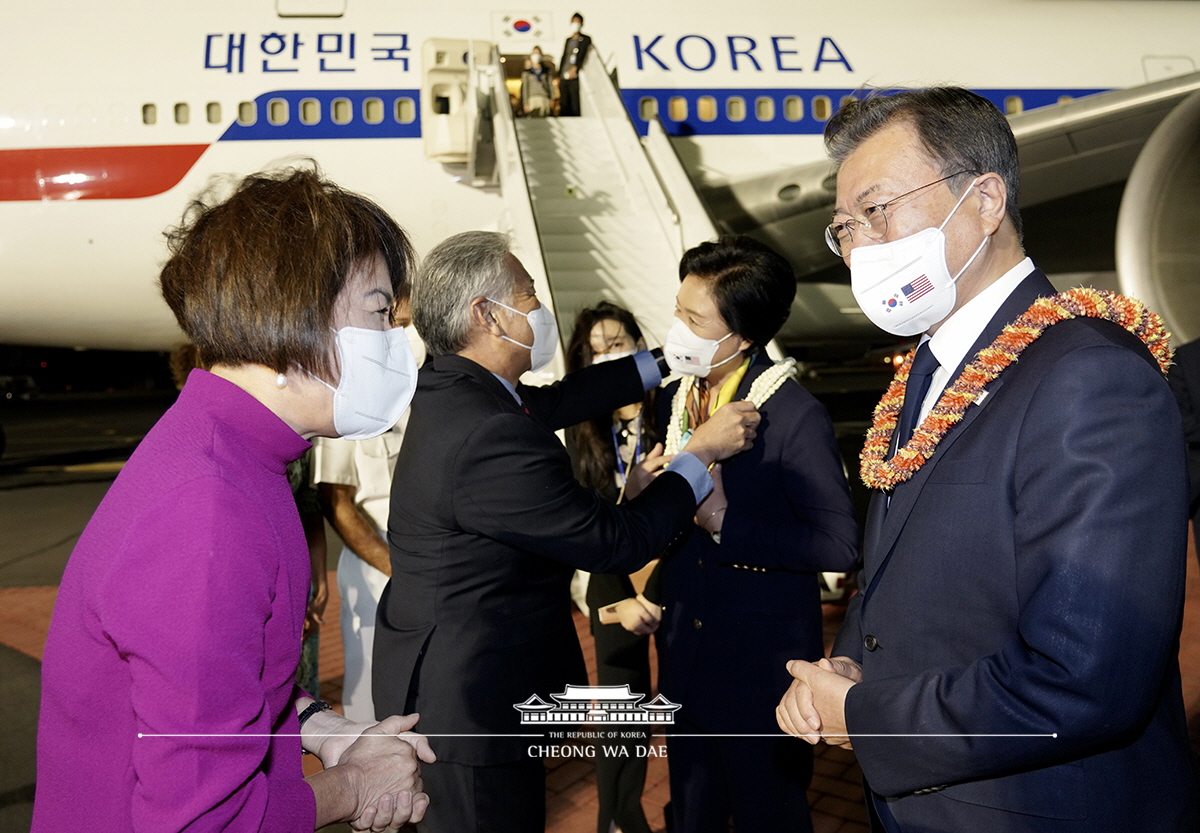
[917,257,1036,423]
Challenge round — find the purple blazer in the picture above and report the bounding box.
[35,370,316,832]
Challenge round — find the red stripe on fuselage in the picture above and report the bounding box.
[0,144,209,201]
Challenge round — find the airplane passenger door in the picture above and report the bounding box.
[422,38,494,164]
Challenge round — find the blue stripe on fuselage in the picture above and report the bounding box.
[621,87,1110,136]
[211,87,1108,142]
[219,89,422,141]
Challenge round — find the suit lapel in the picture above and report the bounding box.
[862,271,1056,603]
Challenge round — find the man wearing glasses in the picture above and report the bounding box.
[777,87,1198,831]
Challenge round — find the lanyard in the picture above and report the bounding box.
[610,411,643,489]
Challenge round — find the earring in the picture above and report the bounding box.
[275,373,288,389]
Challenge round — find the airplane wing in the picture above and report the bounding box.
[695,71,1200,348]
[1013,69,1200,206]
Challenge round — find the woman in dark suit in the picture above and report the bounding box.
[652,236,860,833]
[564,301,661,833]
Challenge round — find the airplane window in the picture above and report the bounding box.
[1005,96,1024,115]
[783,96,803,122]
[332,98,352,125]
[363,97,384,124]
[268,98,289,125]
[206,102,222,124]
[726,96,746,122]
[300,98,320,125]
[639,97,658,121]
[697,96,717,122]
[755,97,775,122]
[394,97,416,124]
[174,103,189,125]
[238,101,257,126]
[668,97,687,122]
[812,96,832,122]
[142,103,157,125]
[1058,95,1074,104]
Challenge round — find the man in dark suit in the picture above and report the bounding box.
[557,12,591,116]
[776,88,1199,831]
[1168,336,1200,565]
[373,230,759,833]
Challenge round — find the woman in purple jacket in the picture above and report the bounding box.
[34,167,434,832]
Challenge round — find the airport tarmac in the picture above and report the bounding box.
[1,393,1198,832]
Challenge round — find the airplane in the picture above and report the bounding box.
[2,0,1200,382]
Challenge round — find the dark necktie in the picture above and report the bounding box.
[892,341,939,456]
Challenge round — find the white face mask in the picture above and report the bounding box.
[663,317,739,377]
[311,326,418,440]
[592,348,636,365]
[849,178,988,337]
[530,53,542,63]
[488,297,559,372]
[570,21,581,33]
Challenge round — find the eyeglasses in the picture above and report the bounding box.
[824,170,975,257]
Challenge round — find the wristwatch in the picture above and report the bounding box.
[298,699,332,729]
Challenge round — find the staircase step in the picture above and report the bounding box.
[540,233,669,253]
[535,214,650,236]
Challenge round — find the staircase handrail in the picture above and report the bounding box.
[577,53,682,251]
[480,45,566,381]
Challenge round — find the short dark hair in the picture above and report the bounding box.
[572,12,584,24]
[564,300,644,372]
[678,235,795,349]
[824,87,1023,240]
[160,164,413,379]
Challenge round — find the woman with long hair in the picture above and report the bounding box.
[565,301,661,833]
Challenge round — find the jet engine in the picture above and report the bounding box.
[1116,88,1200,345]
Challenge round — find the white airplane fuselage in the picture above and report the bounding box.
[2,0,1198,350]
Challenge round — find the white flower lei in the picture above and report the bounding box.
[663,358,798,455]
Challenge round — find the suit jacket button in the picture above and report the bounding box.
[693,618,703,629]
[863,634,879,651]
[697,558,704,568]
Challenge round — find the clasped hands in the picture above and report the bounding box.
[775,656,862,750]
[303,704,436,831]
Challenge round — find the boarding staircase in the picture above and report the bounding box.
[514,117,682,345]
[474,47,723,379]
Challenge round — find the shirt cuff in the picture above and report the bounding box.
[665,451,712,503]
[634,350,664,390]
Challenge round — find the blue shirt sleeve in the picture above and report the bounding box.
[634,350,663,391]
[664,451,712,503]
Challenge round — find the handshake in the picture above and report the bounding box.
[301,701,437,831]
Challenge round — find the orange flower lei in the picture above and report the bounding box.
[861,288,1173,491]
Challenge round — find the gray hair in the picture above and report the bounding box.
[825,87,1023,241]
[412,230,516,357]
